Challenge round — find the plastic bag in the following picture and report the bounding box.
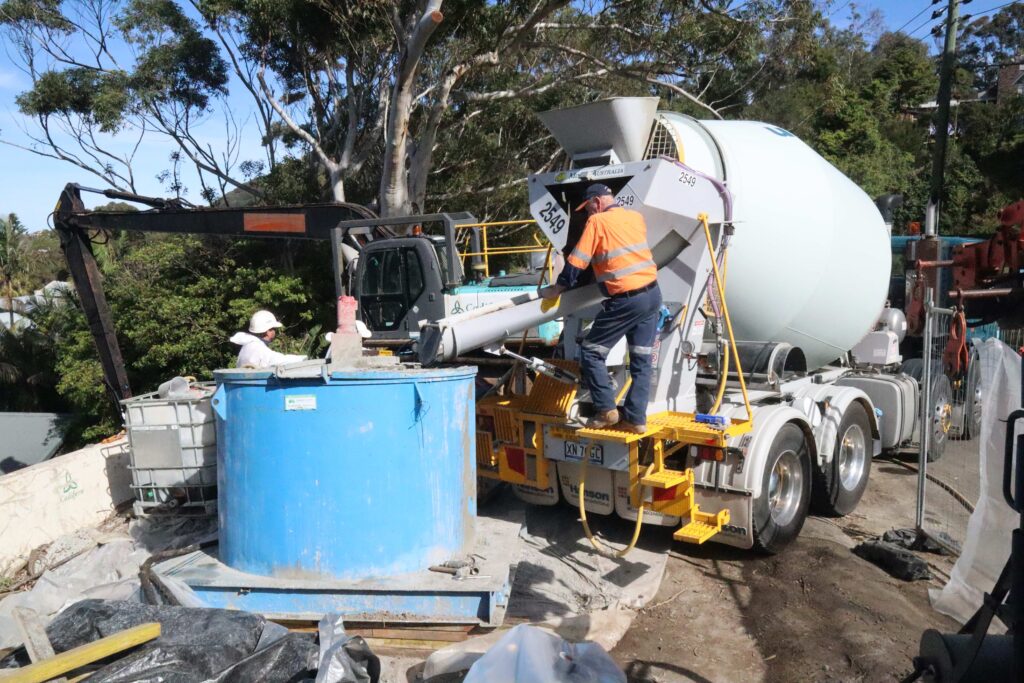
[2,600,311,682]
[852,540,932,581]
[464,624,625,683]
[315,614,380,683]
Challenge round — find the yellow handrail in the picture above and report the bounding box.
[455,219,537,228]
[454,219,548,277]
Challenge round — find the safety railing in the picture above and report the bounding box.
[454,219,551,279]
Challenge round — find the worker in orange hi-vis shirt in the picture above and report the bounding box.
[540,183,662,432]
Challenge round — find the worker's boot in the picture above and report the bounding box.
[616,419,647,434]
[588,408,619,429]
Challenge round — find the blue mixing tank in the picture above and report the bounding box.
[211,364,477,580]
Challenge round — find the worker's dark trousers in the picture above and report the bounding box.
[580,284,662,425]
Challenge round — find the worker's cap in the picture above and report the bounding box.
[249,310,284,334]
[575,183,614,211]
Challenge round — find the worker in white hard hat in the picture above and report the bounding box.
[230,310,306,368]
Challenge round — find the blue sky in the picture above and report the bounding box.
[0,1,992,232]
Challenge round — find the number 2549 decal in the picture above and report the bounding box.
[538,200,566,234]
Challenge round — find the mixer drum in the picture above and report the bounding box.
[660,114,892,369]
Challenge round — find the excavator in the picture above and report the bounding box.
[53,183,556,407]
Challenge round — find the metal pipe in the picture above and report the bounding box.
[915,259,955,269]
[949,287,1016,300]
[916,288,934,531]
[419,230,688,364]
[330,227,345,299]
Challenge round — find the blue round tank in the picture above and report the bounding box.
[212,365,477,580]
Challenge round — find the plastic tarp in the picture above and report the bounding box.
[930,339,1021,624]
[463,624,625,683]
[314,614,380,683]
[1,600,317,682]
[0,516,215,650]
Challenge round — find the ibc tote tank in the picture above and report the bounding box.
[658,113,891,369]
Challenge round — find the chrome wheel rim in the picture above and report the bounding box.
[838,423,867,491]
[768,449,803,527]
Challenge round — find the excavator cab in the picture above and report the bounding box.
[355,236,450,342]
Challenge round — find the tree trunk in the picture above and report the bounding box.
[330,167,347,203]
[379,6,444,217]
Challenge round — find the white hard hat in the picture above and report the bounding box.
[248,310,284,334]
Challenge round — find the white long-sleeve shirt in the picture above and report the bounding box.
[230,332,306,368]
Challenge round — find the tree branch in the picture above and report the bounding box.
[257,66,339,176]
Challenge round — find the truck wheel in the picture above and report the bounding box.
[752,424,812,554]
[811,402,871,516]
[926,375,953,462]
[962,348,982,440]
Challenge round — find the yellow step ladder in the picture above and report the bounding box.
[674,505,731,544]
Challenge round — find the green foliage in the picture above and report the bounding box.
[7,231,336,445]
[118,0,228,110]
[9,0,228,140]
[16,69,132,133]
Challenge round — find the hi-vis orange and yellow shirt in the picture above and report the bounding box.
[558,206,657,296]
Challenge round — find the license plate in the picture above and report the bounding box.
[563,440,603,464]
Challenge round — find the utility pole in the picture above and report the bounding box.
[925,0,960,236]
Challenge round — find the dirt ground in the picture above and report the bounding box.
[610,440,980,683]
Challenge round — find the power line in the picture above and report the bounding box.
[966,1,1020,17]
[895,0,942,34]
[827,0,853,18]
[908,13,943,36]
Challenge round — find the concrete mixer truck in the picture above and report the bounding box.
[420,97,933,554]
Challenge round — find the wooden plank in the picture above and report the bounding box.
[12,609,65,683]
[358,627,470,643]
[0,622,160,683]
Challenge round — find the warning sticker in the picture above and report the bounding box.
[284,395,317,411]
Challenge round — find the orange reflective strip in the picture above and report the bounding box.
[243,213,306,234]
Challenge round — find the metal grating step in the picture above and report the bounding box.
[674,521,720,544]
[641,468,691,489]
[674,507,730,544]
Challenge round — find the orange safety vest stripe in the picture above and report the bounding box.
[566,207,657,295]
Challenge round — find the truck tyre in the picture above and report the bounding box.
[811,402,871,517]
[962,347,982,440]
[902,358,954,461]
[926,374,953,462]
[752,424,812,554]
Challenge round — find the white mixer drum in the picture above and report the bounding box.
[659,113,891,369]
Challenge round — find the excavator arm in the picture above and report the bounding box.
[52,183,474,410]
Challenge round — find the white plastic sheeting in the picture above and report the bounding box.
[930,339,1021,624]
[0,517,215,650]
[463,624,625,683]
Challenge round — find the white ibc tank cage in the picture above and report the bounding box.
[655,113,892,370]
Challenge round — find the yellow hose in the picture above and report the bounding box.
[578,442,646,558]
[701,215,752,422]
[709,250,729,414]
[615,376,632,404]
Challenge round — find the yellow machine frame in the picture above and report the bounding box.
[476,214,753,554]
